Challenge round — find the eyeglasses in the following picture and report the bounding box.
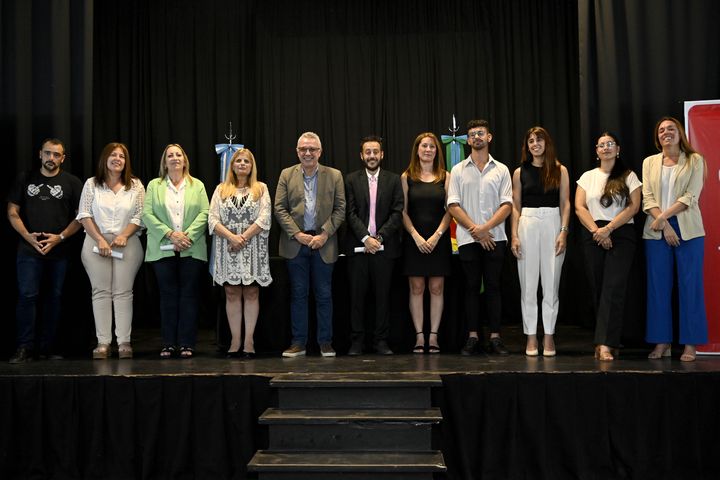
[596,141,617,149]
[297,147,320,154]
[468,131,487,138]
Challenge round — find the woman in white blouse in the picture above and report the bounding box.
[208,148,272,358]
[642,117,707,362]
[575,132,641,361]
[77,142,145,359]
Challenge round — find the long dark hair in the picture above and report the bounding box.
[597,131,631,208]
[520,126,561,191]
[405,132,446,183]
[95,142,135,191]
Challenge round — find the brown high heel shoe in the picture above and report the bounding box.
[595,345,614,361]
[542,335,556,357]
[92,343,110,360]
[680,345,696,362]
[118,343,133,359]
[648,344,671,359]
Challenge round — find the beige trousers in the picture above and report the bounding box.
[81,233,143,344]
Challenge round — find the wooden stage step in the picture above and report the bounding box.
[259,407,443,424]
[270,372,441,409]
[249,372,447,478]
[248,450,446,479]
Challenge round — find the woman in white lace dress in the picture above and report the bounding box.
[208,148,272,358]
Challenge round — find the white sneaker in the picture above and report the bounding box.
[320,343,336,357]
[282,344,306,358]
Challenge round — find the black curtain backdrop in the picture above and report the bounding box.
[577,0,720,339]
[91,0,580,185]
[2,0,720,356]
[440,372,720,480]
[0,375,271,480]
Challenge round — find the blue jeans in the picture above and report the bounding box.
[15,253,69,350]
[645,217,708,345]
[152,256,205,348]
[286,246,334,345]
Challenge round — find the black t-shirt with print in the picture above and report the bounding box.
[7,169,83,259]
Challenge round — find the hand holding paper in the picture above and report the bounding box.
[92,246,124,259]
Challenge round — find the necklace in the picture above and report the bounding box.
[662,155,678,166]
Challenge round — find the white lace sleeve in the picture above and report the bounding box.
[208,185,223,235]
[76,178,96,220]
[129,178,146,227]
[255,183,272,231]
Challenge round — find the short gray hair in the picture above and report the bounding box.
[297,131,322,149]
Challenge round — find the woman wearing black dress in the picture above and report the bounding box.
[401,132,452,353]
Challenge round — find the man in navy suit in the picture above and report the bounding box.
[344,136,404,355]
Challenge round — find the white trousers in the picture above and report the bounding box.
[81,233,143,344]
[517,207,565,335]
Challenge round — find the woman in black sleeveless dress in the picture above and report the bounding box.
[401,132,452,353]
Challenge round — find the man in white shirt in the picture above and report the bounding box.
[447,120,513,355]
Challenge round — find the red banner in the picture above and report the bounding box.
[686,101,720,354]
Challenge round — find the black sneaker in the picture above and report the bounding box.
[461,336,479,356]
[373,340,393,355]
[9,347,34,364]
[488,337,510,355]
[347,341,363,356]
[38,348,64,360]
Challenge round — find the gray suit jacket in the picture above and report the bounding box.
[274,164,346,263]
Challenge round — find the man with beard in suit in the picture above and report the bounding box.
[344,135,404,355]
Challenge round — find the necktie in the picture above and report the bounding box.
[368,175,377,236]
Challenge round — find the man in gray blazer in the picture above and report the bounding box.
[274,132,346,357]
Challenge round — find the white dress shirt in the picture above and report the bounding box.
[447,155,512,247]
[165,177,186,232]
[76,177,145,234]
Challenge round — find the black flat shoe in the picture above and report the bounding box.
[226,350,241,358]
[179,346,194,359]
[242,351,256,359]
[160,346,176,359]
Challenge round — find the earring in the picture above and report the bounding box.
[616,153,620,159]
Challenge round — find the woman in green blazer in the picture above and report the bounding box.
[143,144,209,358]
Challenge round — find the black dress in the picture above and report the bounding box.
[403,177,452,276]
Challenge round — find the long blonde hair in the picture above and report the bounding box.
[158,143,193,184]
[219,148,263,200]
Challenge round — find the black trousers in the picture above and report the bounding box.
[458,241,506,334]
[582,222,636,347]
[348,253,396,343]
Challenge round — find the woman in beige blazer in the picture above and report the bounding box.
[642,116,707,362]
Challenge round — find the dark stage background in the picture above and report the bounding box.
[2,0,720,355]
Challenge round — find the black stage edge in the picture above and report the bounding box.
[2,332,720,479]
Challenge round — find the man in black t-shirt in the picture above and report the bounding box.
[7,138,83,363]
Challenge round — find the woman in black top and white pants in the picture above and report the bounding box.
[511,127,571,357]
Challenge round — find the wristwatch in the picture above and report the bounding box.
[59,233,65,241]
[375,235,383,244]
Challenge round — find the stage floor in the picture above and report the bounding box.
[2,325,719,378]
